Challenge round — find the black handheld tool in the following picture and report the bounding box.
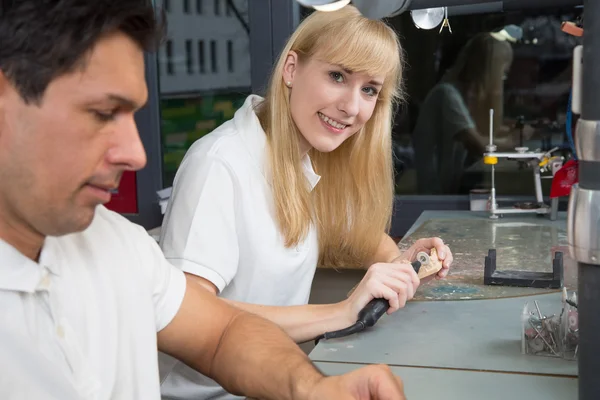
[315,260,422,343]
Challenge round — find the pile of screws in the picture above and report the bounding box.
[559,290,579,360]
[523,300,562,357]
[521,291,579,360]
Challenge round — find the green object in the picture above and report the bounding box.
[160,92,249,186]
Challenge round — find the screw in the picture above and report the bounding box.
[528,320,559,356]
[534,301,544,319]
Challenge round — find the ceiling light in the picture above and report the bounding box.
[296,0,350,12]
[313,0,351,11]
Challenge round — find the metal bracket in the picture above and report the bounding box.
[483,249,564,289]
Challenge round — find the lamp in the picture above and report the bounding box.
[296,0,351,12]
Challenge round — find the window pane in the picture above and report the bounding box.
[227,40,234,72]
[185,39,193,74]
[156,0,251,187]
[198,40,205,73]
[210,40,217,73]
[387,6,581,197]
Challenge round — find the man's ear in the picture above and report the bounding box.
[282,50,299,87]
[0,70,7,130]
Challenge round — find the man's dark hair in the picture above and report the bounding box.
[0,0,165,104]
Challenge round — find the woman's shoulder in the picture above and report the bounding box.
[431,82,461,97]
[185,120,247,161]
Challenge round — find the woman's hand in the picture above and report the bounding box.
[343,260,420,322]
[401,237,453,279]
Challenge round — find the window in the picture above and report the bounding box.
[185,40,193,74]
[226,0,232,16]
[389,6,582,197]
[214,0,220,16]
[227,40,234,72]
[210,40,217,73]
[165,40,174,75]
[198,40,205,73]
[183,0,190,13]
[158,1,251,187]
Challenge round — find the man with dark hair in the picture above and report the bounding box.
[0,1,406,399]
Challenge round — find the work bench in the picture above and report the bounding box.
[309,211,578,399]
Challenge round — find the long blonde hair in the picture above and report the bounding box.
[442,32,513,136]
[257,6,403,268]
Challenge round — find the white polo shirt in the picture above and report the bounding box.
[0,206,186,400]
[159,95,320,399]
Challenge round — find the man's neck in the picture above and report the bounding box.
[0,213,44,262]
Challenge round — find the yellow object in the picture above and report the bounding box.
[484,156,498,165]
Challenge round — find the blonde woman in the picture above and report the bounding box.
[412,32,529,194]
[159,6,453,399]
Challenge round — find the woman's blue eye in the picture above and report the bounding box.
[329,71,344,83]
[363,87,379,97]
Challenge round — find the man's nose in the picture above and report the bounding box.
[106,116,147,171]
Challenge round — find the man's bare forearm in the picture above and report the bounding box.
[208,311,324,400]
[158,276,325,400]
[223,299,354,343]
[185,272,355,343]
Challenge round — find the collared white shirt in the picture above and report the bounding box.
[159,95,320,399]
[0,206,186,400]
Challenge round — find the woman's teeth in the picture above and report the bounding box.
[318,112,346,129]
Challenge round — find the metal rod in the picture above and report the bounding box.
[489,109,494,147]
[534,166,544,204]
[576,1,600,398]
[582,4,600,119]
[578,263,600,400]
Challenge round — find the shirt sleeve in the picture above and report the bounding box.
[439,84,476,138]
[137,234,187,332]
[159,153,240,292]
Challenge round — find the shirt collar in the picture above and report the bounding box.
[234,95,321,191]
[0,237,60,293]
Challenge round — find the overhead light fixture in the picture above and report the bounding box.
[296,0,351,12]
[350,0,410,20]
[313,0,350,11]
[296,0,412,17]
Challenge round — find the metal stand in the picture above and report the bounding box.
[577,263,600,399]
[569,1,600,398]
[483,249,563,288]
[484,110,560,219]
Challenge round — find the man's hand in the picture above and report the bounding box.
[401,237,453,279]
[308,365,406,400]
[344,260,420,320]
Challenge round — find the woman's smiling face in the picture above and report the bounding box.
[282,51,384,155]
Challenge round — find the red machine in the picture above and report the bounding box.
[104,171,138,214]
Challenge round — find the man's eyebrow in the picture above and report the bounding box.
[87,94,142,109]
[339,66,383,86]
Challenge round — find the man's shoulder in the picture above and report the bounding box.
[91,205,145,234]
[60,206,150,254]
